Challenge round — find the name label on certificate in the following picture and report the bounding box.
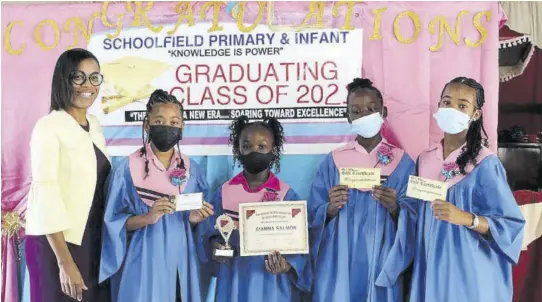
[339,168,381,189]
[174,192,203,212]
[406,176,448,201]
[239,201,309,257]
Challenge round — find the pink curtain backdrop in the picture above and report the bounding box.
[362,1,504,157]
[1,2,503,302]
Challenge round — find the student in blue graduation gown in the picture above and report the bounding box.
[99,89,215,302]
[308,78,418,302]
[409,77,525,302]
[199,116,311,302]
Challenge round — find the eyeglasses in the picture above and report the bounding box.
[69,70,104,86]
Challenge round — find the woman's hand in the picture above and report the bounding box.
[327,185,349,219]
[189,202,214,225]
[145,197,175,225]
[59,260,87,301]
[373,185,398,217]
[265,251,292,275]
[431,199,472,226]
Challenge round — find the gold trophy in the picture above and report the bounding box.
[213,214,235,258]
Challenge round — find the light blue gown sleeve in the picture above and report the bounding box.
[283,189,312,293]
[196,187,224,265]
[375,154,418,287]
[307,154,335,263]
[99,158,135,283]
[190,159,212,203]
[473,156,525,265]
[189,160,214,298]
[191,160,213,263]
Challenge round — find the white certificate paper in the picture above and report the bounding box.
[238,201,309,257]
[339,167,381,189]
[406,176,448,201]
[175,192,203,212]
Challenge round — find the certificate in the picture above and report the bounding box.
[174,192,203,212]
[406,176,448,201]
[238,201,309,257]
[339,168,381,189]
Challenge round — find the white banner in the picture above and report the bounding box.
[88,23,363,156]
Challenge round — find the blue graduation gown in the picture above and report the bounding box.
[99,157,209,302]
[308,153,418,302]
[409,155,525,302]
[198,187,311,302]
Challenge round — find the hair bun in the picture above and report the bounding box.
[149,89,169,100]
[353,78,372,86]
[238,115,250,124]
[264,116,278,124]
[346,78,373,92]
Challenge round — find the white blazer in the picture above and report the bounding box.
[25,110,110,245]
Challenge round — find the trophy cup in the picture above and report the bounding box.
[213,214,236,258]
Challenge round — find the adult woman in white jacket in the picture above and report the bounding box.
[24,48,111,302]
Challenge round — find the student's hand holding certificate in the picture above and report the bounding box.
[145,197,176,224]
[265,251,291,275]
[431,199,471,226]
[188,202,214,225]
[372,185,398,217]
[327,185,349,218]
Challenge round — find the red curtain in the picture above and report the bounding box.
[512,190,542,302]
[499,47,542,134]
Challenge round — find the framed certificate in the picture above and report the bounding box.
[238,201,309,257]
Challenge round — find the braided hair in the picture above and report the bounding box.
[140,89,184,179]
[442,77,489,175]
[229,115,285,173]
[346,78,383,104]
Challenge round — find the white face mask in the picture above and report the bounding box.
[433,108,473,134]
[350,112,384,138]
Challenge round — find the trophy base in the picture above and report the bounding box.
[214,249,234,258]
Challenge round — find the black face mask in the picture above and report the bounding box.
[148,125,183,152]
[239,152,274,174]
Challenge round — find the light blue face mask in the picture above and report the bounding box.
[433,108,473,134]
[350,112,384,138]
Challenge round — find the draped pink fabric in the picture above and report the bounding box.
[381,122,402,149]
[362,2,505,158]
[1,202,25,302]
[2,236,20,302]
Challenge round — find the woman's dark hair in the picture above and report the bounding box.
[50,48,99,111]
[140,89,184,179]
[442,77,489,175]
[229,115,285,172]
[346,77,383,105]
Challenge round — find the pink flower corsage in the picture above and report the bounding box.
[441,162,460,180]
[169,168,189,186]
[262,190,279,202]
[377,144,394,165]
